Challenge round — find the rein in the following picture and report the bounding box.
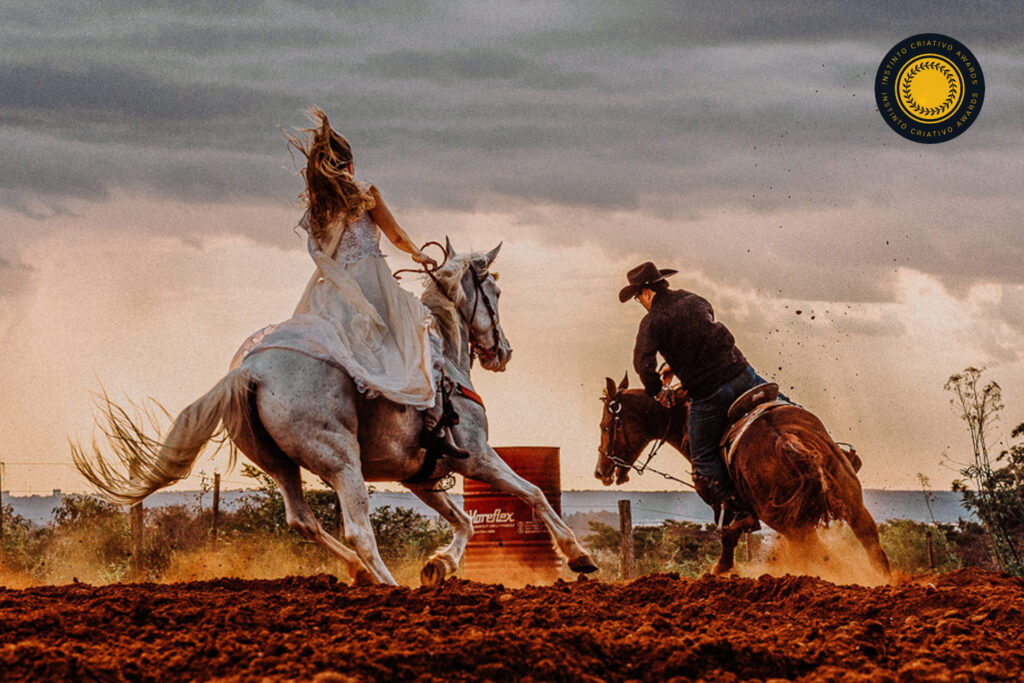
[394,246,495,490]
[603,396,695,490]
[396,242,501,368]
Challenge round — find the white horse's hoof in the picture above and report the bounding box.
[352,569,376,586]
[568,554,599,574]
[420,558,448,586]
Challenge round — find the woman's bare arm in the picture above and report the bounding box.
[368,186,436,266]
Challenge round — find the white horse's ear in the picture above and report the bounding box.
[618,372,629,391]
[484,242,502,267]
[444,236,456,258]
[605,377,617,398]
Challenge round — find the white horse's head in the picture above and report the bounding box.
[423,239,512,372]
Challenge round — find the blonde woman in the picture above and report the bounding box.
[234,108,463,457]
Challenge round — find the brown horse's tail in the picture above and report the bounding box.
[769,432,847,529]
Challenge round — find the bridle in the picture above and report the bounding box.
[600,393,694,489]
[396,242,502,367]
[456,265,501,365]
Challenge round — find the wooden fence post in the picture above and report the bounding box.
[927,530,935,570]
[0,462,5,561]
[618,499,635,581]
[130,502,143,580]
[211,473,221,550]
[128,459,143,580]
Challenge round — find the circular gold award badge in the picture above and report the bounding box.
[875,34,984,143]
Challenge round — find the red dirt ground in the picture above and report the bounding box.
[1,568,1022,682]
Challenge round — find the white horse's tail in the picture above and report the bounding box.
[72,368,258,505]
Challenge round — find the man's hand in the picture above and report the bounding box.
[660,367,675,385]
[656,387,675,408]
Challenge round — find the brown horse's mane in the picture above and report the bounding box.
[613,388,688,451]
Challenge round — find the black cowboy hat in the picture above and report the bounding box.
[618,261,678,302]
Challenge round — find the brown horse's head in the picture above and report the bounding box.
[595,373,646,486]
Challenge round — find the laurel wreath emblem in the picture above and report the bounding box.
[900,59,959,118]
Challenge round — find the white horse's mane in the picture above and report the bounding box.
[420,252,489,365]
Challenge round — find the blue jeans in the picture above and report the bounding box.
[688,365,784,501]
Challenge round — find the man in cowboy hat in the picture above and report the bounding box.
[620,261,769,533]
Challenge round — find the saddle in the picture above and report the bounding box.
[726,383,779,421]
[720,384,788,470]
[718,382,861,473]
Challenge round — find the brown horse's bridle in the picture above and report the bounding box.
[600,394,694,489]
[599,396,628,468]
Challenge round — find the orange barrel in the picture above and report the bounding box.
[462,446,562,583]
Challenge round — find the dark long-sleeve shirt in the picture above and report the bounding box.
[632,289,748,400]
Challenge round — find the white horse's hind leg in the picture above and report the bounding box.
[321,455,398,586]
[460,447,598,573]
[249,353,396,585]
[271,466,374,584]
[223,380,374,584]
[404,484,473,585]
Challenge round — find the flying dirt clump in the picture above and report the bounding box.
[1,568,1023,680]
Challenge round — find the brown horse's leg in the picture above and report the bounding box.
[848,502,892,578]
[713,528,741,575]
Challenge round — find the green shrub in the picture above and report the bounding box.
[583,519,721,578]
[878,519,959,573]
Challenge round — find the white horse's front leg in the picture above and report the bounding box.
[403,483,473,585]
[458,446,598,574]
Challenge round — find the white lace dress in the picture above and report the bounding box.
[231,181,442,409]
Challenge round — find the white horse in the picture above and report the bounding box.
[74,241,597,585]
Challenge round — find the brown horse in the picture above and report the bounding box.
[594,374,891,578]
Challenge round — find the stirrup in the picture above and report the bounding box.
[723,512,760,534]
[421,424,469,460]
[722,497,760,533]
[436,428,470,459]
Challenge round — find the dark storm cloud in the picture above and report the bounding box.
[0,128,295,216]
[551,1,1024,47]
[1,0,1022,302]
[115,25,337,57]
[358,48,593,88]
[0,64,265,121]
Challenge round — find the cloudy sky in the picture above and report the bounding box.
[1,1,1023,495]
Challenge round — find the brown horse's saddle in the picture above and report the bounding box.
[726,382,780,422]
[719,383,862,473]
[720,390,788,469]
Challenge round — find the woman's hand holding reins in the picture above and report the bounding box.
[412,250,438,269]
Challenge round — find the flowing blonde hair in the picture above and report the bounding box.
[284,107,375,243]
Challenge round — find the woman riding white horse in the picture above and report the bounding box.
[74,110,598,585]
[232,108,461,457]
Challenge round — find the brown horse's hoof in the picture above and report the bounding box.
[568,554,599,574]
[352,569,376,586]
[711,563,735,576]
[420,558,448,586]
